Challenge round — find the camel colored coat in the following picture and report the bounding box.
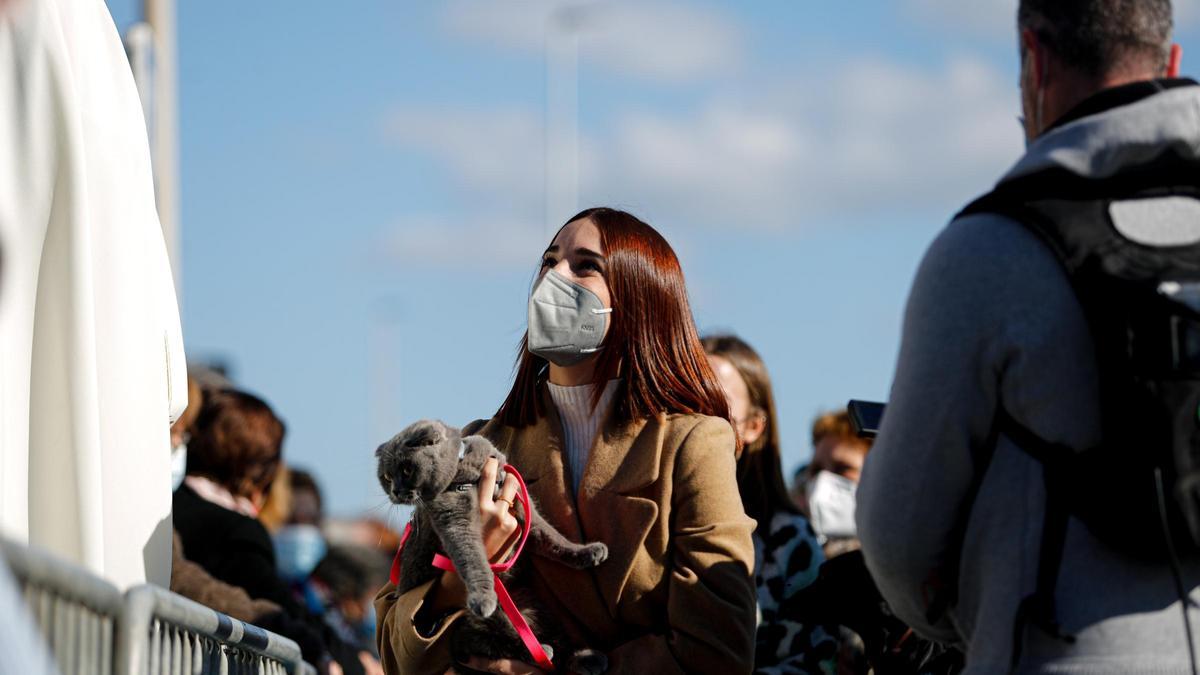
[376,393,757,675]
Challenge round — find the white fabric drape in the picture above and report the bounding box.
[0,0,188,589]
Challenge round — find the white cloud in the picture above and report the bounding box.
[372,213,547,271]
[377,107,550,271]
[379,54,1025,245]
[387,1,1189,260]
[442,0,744,82]
[383,107,543,198]
[585,55,1023,228]
[906,0,1017,38]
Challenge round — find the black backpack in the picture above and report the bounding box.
[956,148,1200,655]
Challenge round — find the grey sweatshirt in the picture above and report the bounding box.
[857,83,1200,675]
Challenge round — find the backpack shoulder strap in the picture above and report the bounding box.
[950,178,1093,664]
[998,410,1078,671]
[956,172,1099,279]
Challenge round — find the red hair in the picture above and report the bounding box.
[498,208,732,429]
[187,388,284,498]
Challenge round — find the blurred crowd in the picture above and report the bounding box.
[168,371,395,675]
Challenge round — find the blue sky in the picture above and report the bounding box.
[104,0,1200,517]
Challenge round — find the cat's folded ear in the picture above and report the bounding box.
[398,419,451,447]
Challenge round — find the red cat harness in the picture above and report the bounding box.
[389,465,555,671]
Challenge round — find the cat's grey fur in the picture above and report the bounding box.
[376,419,609,675]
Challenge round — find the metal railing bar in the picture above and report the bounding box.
[4,537,313,675]
[1,540,123,616]
[121,586,303,672]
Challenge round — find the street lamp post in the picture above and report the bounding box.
[143,0,182,300]
[545,4,591,237]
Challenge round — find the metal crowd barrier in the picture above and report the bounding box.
[117,585,315,675]
[2,539,317,675]
[2,538,123,675]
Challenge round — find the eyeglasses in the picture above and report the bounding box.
[732,412,767,428]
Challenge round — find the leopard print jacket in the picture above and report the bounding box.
[753,511,839,674]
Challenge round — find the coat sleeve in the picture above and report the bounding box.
[856,217,1006,642]
[375,579,466,675]
[213,520,306,616]
[169,530,280,622]
[606,416,758,674]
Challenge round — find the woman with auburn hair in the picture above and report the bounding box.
[703,334,838,674]
[376,208,757,674]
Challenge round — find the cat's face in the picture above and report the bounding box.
[375,419,460,504]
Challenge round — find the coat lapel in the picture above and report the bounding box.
[472,391,670,632]
[496,390,618,635]
[505,395,584,543]
[580,411,661,493]
[576,412,666,617]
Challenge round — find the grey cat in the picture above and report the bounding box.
[376,419,609,675]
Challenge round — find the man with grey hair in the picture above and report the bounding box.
[858,0,1200,672]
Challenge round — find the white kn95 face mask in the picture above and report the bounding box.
[806,470,858,542]
[527,270,613,367]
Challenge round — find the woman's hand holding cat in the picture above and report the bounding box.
[479,457,521,562]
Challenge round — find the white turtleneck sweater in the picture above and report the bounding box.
[546,379,621,494]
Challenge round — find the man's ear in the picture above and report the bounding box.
[1022,28,1048,90]
[1168,43,1183,78]
[741,413,767,448]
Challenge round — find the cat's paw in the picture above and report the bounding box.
[467,591,498,618]
[578,542,608,568]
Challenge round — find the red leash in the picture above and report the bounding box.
[390,465,555,671]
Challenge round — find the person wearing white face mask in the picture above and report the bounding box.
[169,378,203,491]
[377,207,757,675]
[803,411,872,559]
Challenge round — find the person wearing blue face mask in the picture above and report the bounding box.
[274,468,329,586]
[276,524,328,584]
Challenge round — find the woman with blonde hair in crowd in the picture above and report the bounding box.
[703,334,838,674]
[259,465,293,534]
[377,208,757,674]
